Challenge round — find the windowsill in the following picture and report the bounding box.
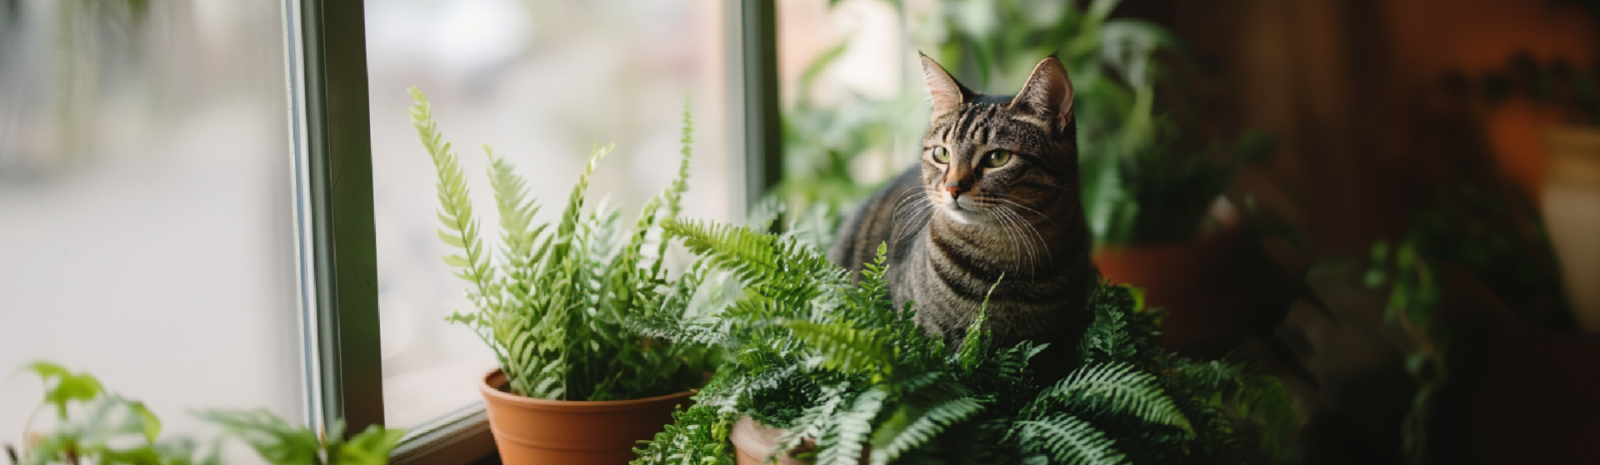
[388,403,496,465]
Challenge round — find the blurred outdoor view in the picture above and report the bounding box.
[0,0,304,450]
[364,0,734,428]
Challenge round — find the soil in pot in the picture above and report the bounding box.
[480,369,693,465]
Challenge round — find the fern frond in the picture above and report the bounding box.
[958,274,1004,374]
[816,388,888,465]
[746,196,787,232]
[549,143,612,263]
[846,242,897,331]
[1012,414,1129,465]
[663,218,846,313]
[781,383,853,453]
[410,86,503,355]
[667,95,694,218]
[486,146,542,303]
[785,320,894,381]
[1043,362,1194,434]
[869,395,986,465]
[1076,284,1162,365]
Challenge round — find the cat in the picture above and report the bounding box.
[829,54,1098,356]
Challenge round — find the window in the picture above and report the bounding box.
[0,0,304,453]
[1,0,777,463]
[363,0,735,430]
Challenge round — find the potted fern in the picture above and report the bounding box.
[631,224,1298,464]
[408,88,711,464]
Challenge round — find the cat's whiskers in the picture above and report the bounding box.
[994,197,1058,226]
[990,207,1036,278]
[994,198,1055,271]
[893,203,935,247]
[891,187,938,247]
[998,205,1047,274]
[890,185,930,213]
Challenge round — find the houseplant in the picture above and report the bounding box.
[630,223,1298,464]
[782,0,1278,357]
[408,88,712,464]
[6,362,404,465]
[1086,108,1278,358]
[780,0,1181,215]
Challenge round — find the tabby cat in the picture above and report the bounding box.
[830,54,1098,354]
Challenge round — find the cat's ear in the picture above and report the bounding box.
[1008,54,1075,133]
[920,53,975,120]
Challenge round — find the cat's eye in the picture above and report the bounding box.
[931,146,951,164]
[983,150,1013,168]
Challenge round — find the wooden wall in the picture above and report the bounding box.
[1138,0,1598,255]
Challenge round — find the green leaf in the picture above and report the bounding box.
[436,229,466,248]
[869,395,986,465]
[196,409,321,465]
[24,361,104,419]
[128,401,162,442]
[785,320,894,381]
[331,424,407,465]
[1045,363,1193,434]
[1012,414,1129,465]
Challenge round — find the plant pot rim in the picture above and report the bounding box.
[479,368,695,411]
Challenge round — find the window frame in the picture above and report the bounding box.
[283,0,384,439]
[283,1,781,463]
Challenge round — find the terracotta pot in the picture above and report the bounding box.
[730,417,804,465]
[1093,230,1250,358]
[479,369,692,465]
[729,417,867,465]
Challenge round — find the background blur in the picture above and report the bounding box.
[778,0,1600,463]
[0,0,303,452]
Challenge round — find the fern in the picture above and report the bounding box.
[815,388,889,465]
[409,87,707,402]
[958,275,1005,375]
[1038,363,1194,435]
[633,204,1296,464]
[786,320,895,382]
[632,402,736,465]
[869,393,987,465]
[1012,414,1130,465]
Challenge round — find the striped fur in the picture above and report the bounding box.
[829,55,1097,352]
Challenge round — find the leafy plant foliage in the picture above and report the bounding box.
[632,223,1297,464]
[7,363,404,465]
[783,0,1269,246]
[409,88,709,401]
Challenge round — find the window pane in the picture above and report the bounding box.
[776,0,923,208]
[0,0,303,446]
[365,0,732,428]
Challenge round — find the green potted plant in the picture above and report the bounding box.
[407,88,711,464]
[629,223,1298,464]
[781,0,1276,357]
[7,362,404,465]
[1085,96,1276,358]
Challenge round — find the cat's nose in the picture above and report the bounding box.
[945,185,962,199]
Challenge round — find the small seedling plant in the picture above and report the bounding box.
[6,363,403,465]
